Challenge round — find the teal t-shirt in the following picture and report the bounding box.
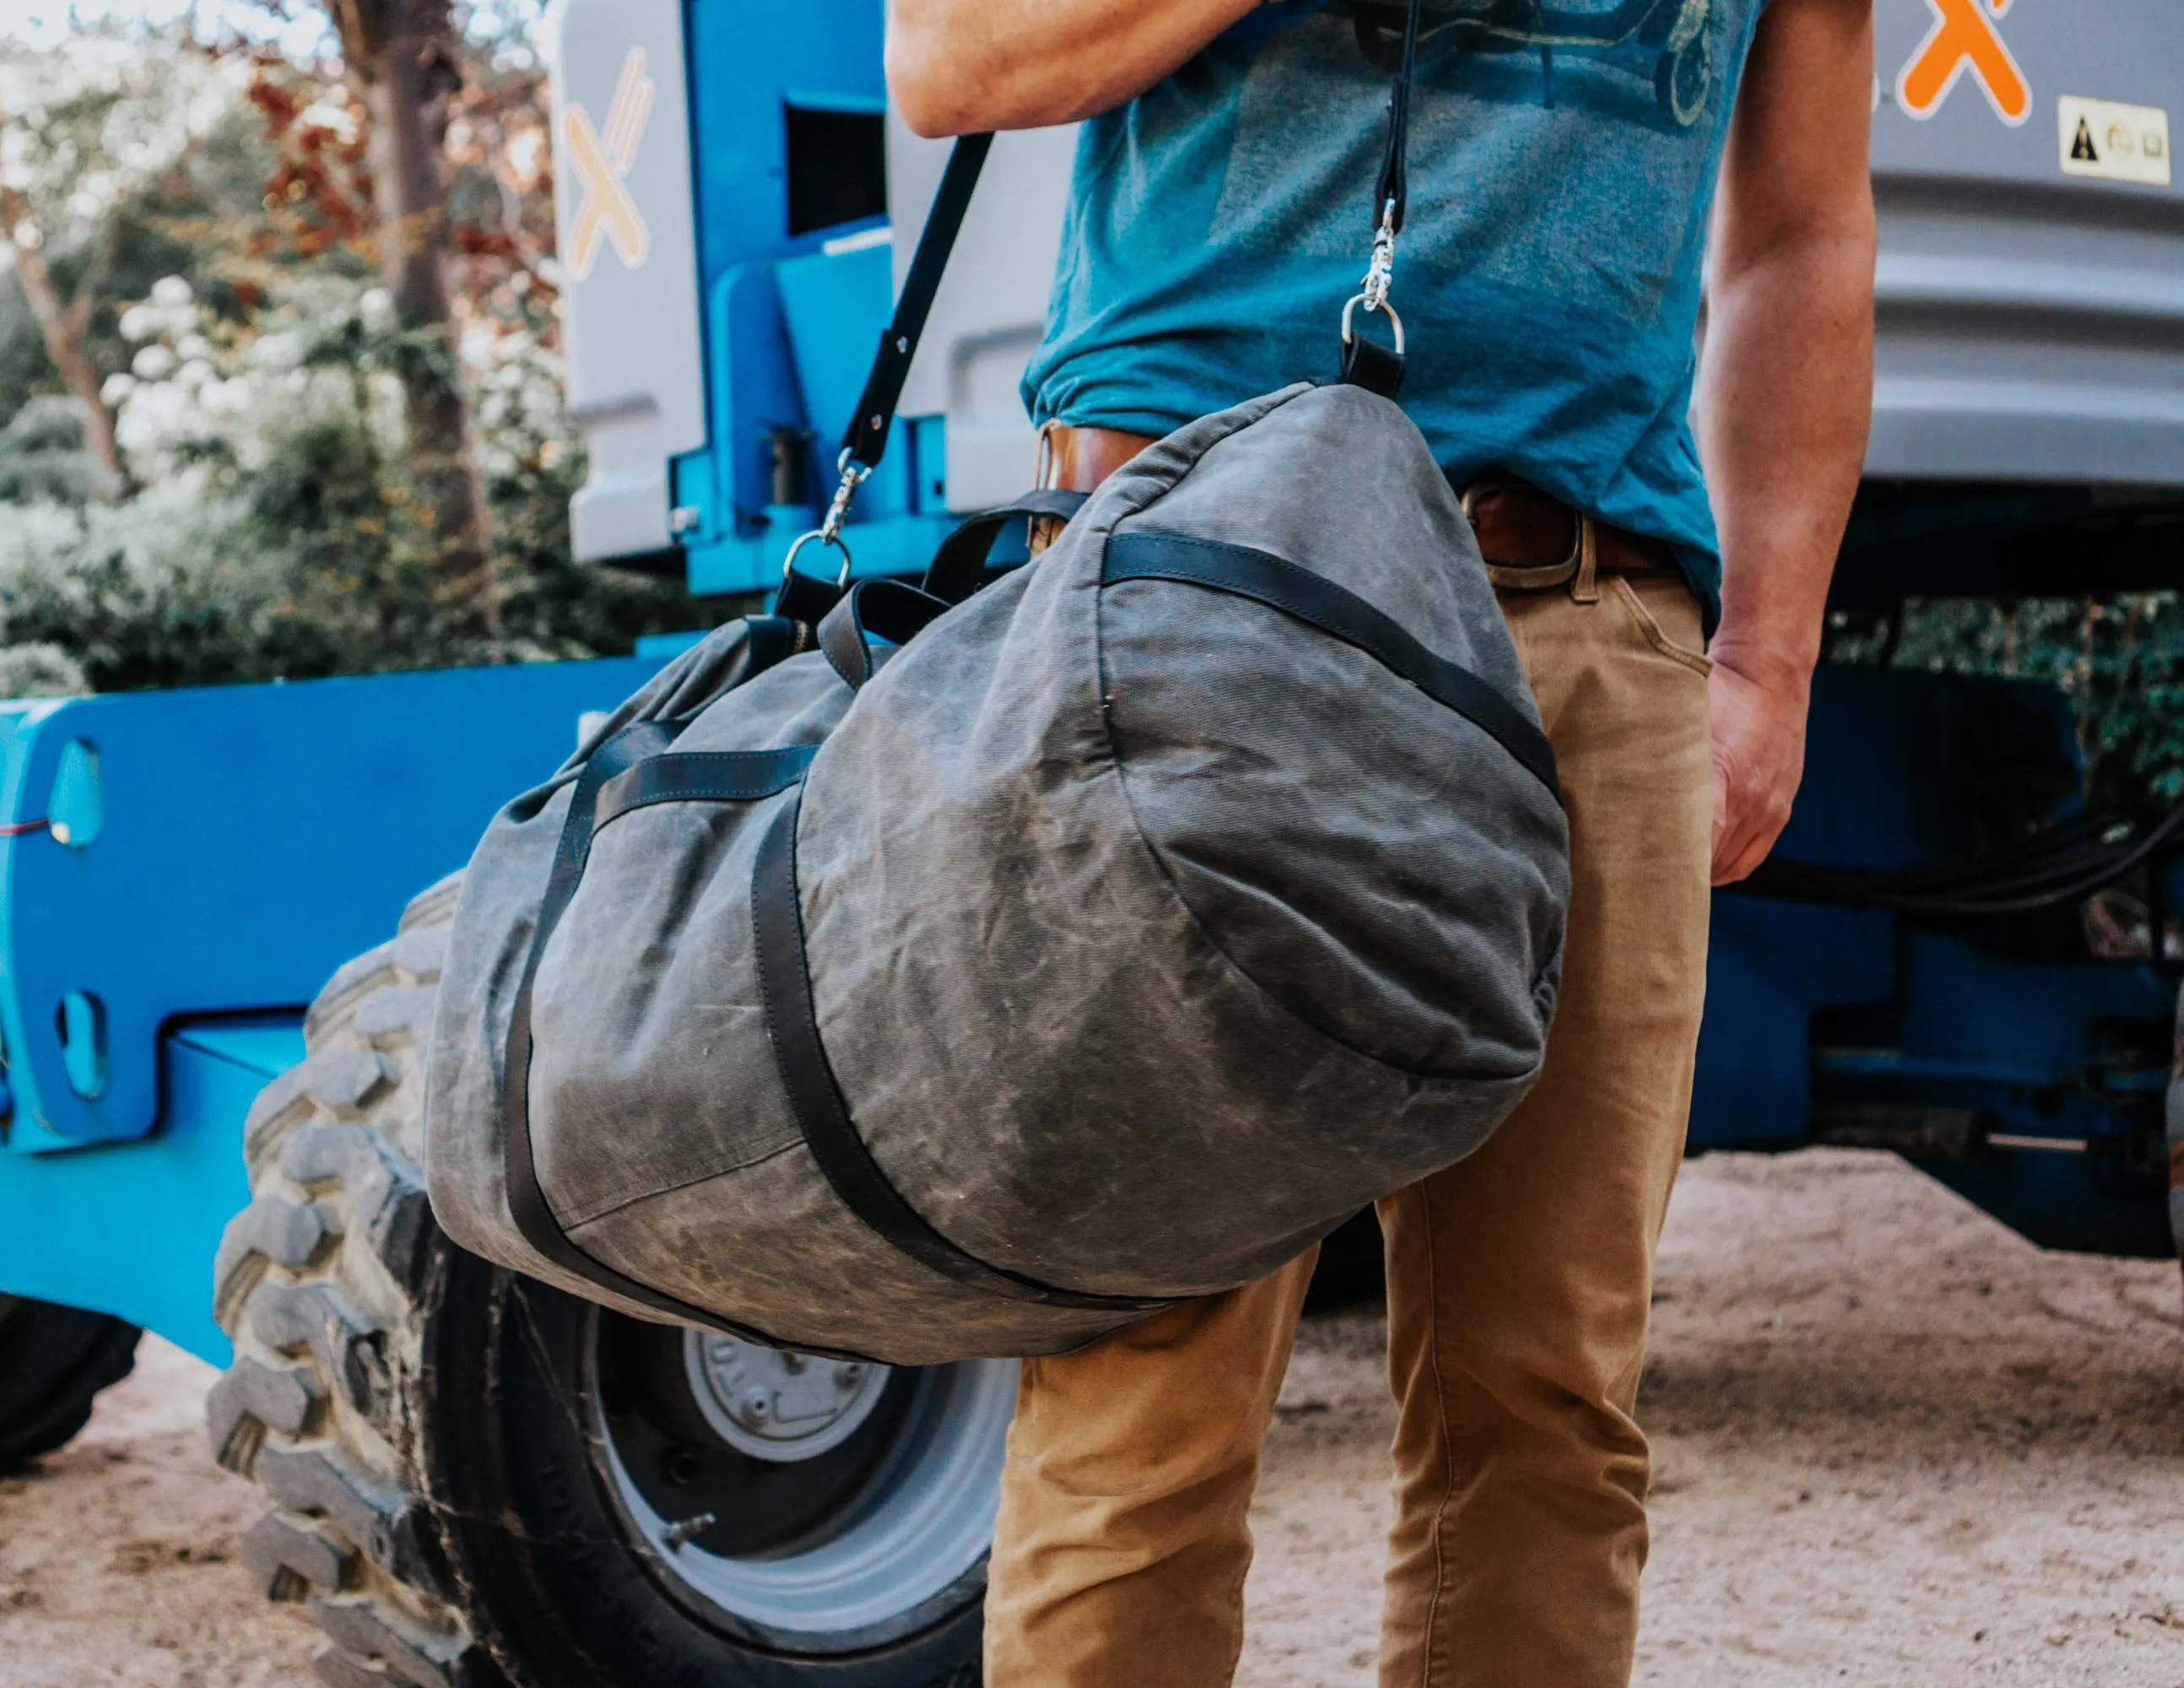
[1023,0,1773,631]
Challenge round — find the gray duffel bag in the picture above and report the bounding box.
[423,380,1569,1365]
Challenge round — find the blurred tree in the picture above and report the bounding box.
[0,39,215,478]
[326,0,494,627]
[0,8,718,699]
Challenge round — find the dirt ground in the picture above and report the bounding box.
[2,1148,2180,1686]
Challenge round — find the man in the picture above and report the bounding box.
[888,0,1875,1681]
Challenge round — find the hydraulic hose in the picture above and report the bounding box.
[1739,798,2184,918]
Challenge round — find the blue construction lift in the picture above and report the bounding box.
[2,2,2181,1682]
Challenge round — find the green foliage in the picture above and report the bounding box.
[0,396,119,503]
[0,281,714,692]
[0,17,719,698]
[1829,595,2184,816]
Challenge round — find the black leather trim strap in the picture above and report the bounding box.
[1102,531,1560,802]
[500,723,797,1345]
[1375,0,1424,234]
[819,578,952,693]
[774,565,846,631]
[922,490,1091,604]
[740,613,805,674]
[751,793,1170,1314]
[1339,333,1405,401]
[593,745,819,833]
[839,133,993,475]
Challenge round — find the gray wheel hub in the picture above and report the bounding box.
[683,1333,891,1462]
[586,1312,1019,1648]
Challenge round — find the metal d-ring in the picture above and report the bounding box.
[1340,293,1406,356]
[782,528,852,591]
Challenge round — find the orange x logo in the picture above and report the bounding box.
[565,49,655,279]
[1896,0,2030,126]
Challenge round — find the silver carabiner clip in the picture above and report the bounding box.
[1340,197,1404,354]
[819,449,872,548]
[781,528,852,591]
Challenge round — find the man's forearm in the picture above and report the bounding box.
[1698,233,1873,693]
[1692,0,1873,884]
[888,0,1260,137]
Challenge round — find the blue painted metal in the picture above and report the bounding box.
[1689,664,2174,1258]
[661,0,962,595]
[660,0,967,596]
[0,1017,302,1364]
[0,657,662,1149]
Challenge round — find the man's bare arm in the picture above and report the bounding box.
[887,0,1260,137]
[1697,0,1876,885]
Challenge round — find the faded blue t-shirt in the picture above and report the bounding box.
[1024,0,1772,630]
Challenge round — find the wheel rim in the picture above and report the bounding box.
[583,1309,1018,1652]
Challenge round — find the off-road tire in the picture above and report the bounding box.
[210,874,987,1687]
[0,1294,139,1472]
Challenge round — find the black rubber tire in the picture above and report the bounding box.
[0,1294,140,1473]
[210,874,983,1687]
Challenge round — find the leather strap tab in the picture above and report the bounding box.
[774,565,847,630]
[1340,331,1405,400]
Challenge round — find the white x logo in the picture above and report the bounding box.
[565,48,654,279]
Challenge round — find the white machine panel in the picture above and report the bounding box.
[549,0,707,561]
[888,117,1078,511]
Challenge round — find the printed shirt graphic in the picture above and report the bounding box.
[1024,0,1776,629]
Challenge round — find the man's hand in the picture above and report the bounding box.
[888,0,1261,137]
[1696,0,1876,885]
[1709,660,1810,885]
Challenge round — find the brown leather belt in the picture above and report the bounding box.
[1037,423,1675,582]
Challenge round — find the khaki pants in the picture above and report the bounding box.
[984,568,1717,1688]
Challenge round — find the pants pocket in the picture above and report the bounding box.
[1608,574,1712,678]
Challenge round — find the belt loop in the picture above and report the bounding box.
[1029,421,1063,557]
[1571,512,1600,605]
[1035,419,1061,492]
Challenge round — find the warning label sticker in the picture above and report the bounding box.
[2057,95,2171,187]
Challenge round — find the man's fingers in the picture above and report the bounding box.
[1711,784,1795,885]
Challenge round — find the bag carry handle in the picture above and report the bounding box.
[921,490,1089,603]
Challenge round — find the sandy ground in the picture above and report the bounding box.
[1242,1150,2184,1688]
[1,1148,2180,1686]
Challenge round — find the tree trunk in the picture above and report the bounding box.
[3,212,120,479]
[336,0,495,630]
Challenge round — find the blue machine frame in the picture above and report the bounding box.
[2,0,2177,1377]
[0,660,665,1361]
[660,0,963,593]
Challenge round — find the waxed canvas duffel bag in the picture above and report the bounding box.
[423,379,1570,1365]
